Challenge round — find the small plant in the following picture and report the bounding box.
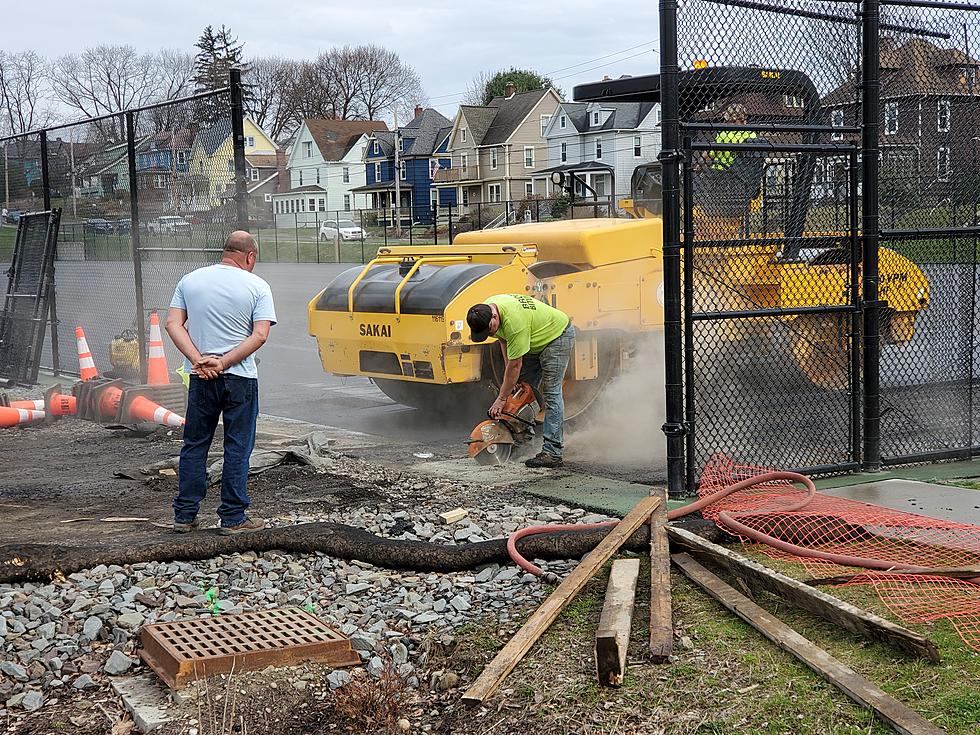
[199,581,220,615]
[549,193,571,219]
[331,658,407,732]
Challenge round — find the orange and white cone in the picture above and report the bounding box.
[98,386,123,421]
[0,406,45,428]
[10,399,44,411]
[146,312,171,385]
[76,326,99,381]
[127,395,185,428]
[46,393,77,417]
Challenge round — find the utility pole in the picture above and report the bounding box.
[394,129,402,237]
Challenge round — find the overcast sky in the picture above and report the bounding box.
[7,0,660,119]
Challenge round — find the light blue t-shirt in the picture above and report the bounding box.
[170,264,277,379]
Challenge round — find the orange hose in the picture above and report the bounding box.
[507,471,923,577]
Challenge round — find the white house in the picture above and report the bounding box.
[273,119,388,227]
[534,101,662,202]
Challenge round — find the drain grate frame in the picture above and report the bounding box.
[138,607,361,689]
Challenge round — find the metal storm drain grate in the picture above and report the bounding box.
[138,607,361,689]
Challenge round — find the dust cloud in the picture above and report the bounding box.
[564,332,667,469]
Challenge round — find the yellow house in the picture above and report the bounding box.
[188,116,278,209]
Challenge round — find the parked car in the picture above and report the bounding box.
[319,220,365,241]
[146,216,192,235]
[114,218,132,234]
[2,209,22,224]
[83,218,114,234]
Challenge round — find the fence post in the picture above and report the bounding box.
[334,210,341,262]
[359,209,366,263]
[38,131,62,375]
[229,68,249,232]
[433,203,438,245]
[861,0,882,472]
[682,144,696,492]
[125,112,148,383]
[659,0,687,497]
[448,203,454,243]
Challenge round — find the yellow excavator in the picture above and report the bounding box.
[307,67,929,427]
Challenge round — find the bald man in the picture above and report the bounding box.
[166,231,276,535]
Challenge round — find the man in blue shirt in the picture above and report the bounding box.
[166,231,277,535]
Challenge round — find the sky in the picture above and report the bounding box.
[8,0,661,120]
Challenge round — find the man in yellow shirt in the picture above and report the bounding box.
[467,294,574,468]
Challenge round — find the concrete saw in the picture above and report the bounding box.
[466,382,540,465]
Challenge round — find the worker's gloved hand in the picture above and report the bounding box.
[489,398,506,419]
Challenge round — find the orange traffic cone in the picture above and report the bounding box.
[98,386,123,420]
[146,312,170,385]
[0,406,45,427]
[47,392,77,417]
[127,395,185,428]
[76,326,99,380]
[10,399,44,411]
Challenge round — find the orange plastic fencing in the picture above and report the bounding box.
[698,454,980,651]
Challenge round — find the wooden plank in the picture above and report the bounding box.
[672,554,946,735]
[461,494,662,705]
[595,558,640,686]
[438,508,469,524]
[806,567,980,586]
[649,488,672,661]
[667,526,940,664]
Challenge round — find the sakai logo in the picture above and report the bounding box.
[359,323,391,337]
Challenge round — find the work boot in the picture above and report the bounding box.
[173,518,199,534]
[525,452,563,469]
[218,517,266,536]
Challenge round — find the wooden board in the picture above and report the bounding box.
[806,567,980,586]
[672,554,946,735]
[461,494,662,705]
[649,488,672,661]
[667,526,940,663]
[595,558,640,686]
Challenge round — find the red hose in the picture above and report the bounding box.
[507,470,924,577]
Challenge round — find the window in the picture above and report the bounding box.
[275,200,280,213]
[430,188,438,206]
[461,154,469,174]
[342,167,350,183]
[199,161,204,173]
[559,115,566,129]
[372,140,380,155]
[524,146,534,168]
[299,170,304,186]
[594,175,606,196]
[633,135,642,158]
[937,146,950,182]
[227,159,234,172]
[831,108,845,141]
[885,101,899,135]
[782,95,804,109]
[245,136,255,148]
[938,99,950,133]
[399,160,407,180]
[525,181,533,197]
[250,168,259,181]
[374,163,382,181]
[303,141,313,158]
[344,194,351,210]
[461,187,469,205]
[300,199,305,212]
[488,183,501,203]
[175,150,186,165]
[318,198,326,211]
[154,174,165,189]
[593,111,600,125]
[595,138,603,159]
[309,197,316,211]
[656,105,663,125]
[461,128,467,143]
[490,148,498,170]
[264,193,272,203]
[540,115,551,135]
[560,142,567,163]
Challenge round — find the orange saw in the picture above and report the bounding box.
[466,381,540,465]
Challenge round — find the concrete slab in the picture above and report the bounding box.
[111,674,175,732]
[412,458,567,487]
[814,459,980,491]
[821,479,980,525]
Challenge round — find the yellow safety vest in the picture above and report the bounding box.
[709,130,758,171]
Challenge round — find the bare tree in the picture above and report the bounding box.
[353,45,425,120]
[247,56,301,142]
[49,45,160,142]
[287,59,339,122]
[463,70,493,107]
[145,49,196,133]
[0,50,54,135]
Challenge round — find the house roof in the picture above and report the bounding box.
[458,105,500,145]
[482,89,551,145]
[248,171,279,194]
[304,119,388,161]
[139,128,195,153]
[554,101,657,132]
[368,109,453,158]
[535,161,614,175]
[824,38,980,106]
[351,181,397,192]
[246,153,279,169]
[273,184,327,195]
[197,118,233,156]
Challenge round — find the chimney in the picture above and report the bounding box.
[504,81,516,99]
[414,105,424,119]
[275,149,288,193]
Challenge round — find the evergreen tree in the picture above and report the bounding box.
[192,25,249,123]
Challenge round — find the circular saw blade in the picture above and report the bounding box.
[474,441,513,465]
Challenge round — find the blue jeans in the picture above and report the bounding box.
[519,322,575,457]
[174,375,259,527]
